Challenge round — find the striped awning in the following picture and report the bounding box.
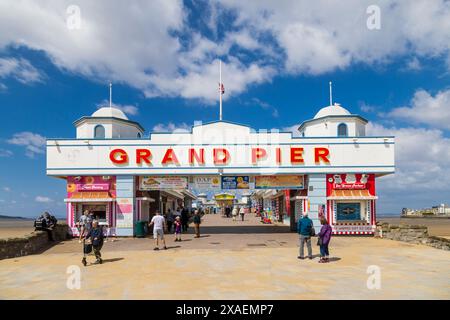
[327,189,378,200]
[64,192,115,202]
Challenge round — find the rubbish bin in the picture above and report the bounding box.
[135,221,146,238]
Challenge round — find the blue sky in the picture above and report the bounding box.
[0,0,450,217]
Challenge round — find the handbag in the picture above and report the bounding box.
[317,237,323,246]
[309,223,316,237]
[83,244,92,254]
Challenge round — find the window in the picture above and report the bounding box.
[337,203,361,221]
[94,125,105,138]
[137,132,142,138]
[337,123,348,137]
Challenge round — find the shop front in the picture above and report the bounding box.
[326,173,377,234]
[65,176,117,236]
[48,104,395,236]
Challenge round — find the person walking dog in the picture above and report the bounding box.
[297,212,314,260]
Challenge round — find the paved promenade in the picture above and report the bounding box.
[0,214,449,299]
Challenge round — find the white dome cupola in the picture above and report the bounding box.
[298,82,368,138]
[73,83,144,139]
[299,102,368,137]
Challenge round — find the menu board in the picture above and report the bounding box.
[139,176,188,190]
[221,176,250,189]
[255,175,304,189]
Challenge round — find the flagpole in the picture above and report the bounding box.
[329,81,333,106]
[109,82,112,108]
[219,60,223,120]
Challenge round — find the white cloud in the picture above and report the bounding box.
[367,122,450,191]
[7,132,46,158]
[152,122,191,133]
[0,1,449,101]
[3,187,11,192]
[0,57,44,84]
[0,148,13,157]
[387,89,450,130]
[404,57,422,71]
[96,100,139,116]
[35,196,53,203]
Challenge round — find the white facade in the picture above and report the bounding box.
[74,106,144,139]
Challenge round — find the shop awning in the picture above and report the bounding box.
[162,190,185,200]
[64,192,115,202]
[292,189,308,200]
[327,190,378,200]
[136,197,156,202]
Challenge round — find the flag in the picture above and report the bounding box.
[219,83,225,95]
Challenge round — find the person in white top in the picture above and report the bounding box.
[232,206,238,221]
[149,212,167,250]
[239,206,245,221]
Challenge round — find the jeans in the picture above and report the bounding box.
[320,244,329,257]
[299,235,312,258]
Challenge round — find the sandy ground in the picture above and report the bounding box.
[0,214,449,300]
[0,219,66,239]
[378,217,450,237]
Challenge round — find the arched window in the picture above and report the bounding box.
[94,125,105,138]
[137,132,142,138]
[337,123,348,137]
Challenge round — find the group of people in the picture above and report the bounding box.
[149,209,202,251]
[231,206,247,221]
[164,206,190,234]
[297,212,332,263]
[77,210,105,264]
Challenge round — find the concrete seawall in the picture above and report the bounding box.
[0,224,70,260]
[375,222,450,251]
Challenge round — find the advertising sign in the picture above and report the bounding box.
[192,176,221,189]
[139,176,188,190]
[255,175,304,189]
[67,176,115,196]
[221,176,250,189]
[326,174,375,196]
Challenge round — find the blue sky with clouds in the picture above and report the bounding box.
[1,0,450,217]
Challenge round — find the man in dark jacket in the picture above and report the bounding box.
[297,213,314,260]
[181,206,189,232]
[85,220,104,264]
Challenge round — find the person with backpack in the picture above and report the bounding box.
[297,212,314,260]
[317,217,332,263]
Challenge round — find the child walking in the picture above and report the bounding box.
[174,216,182,242]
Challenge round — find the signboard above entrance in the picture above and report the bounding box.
[139,176,188,190]
[255,175,304,189]
[221,176,250,189]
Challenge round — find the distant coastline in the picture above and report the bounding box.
[0,215,33,220]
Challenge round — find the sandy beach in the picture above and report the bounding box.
[377,217,450,237]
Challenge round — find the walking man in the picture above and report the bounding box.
[181,206,189,232]
[149,212,167,250]
[193,210,201,238]
[85,220,104,264]
[297,212,314,260]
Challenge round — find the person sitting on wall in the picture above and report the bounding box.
[85,220,104,264]
[34,211,58,241]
